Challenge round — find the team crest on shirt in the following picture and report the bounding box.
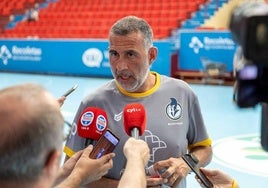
[166,98,182,120]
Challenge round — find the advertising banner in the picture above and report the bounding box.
[0,39,171,77]
[179,30,237,72]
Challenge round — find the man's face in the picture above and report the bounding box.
[108,32,151,92]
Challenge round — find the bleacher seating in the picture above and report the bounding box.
[0,0,46,33]
[0,0,208,39]
[197,0,267,30]
[181,0,228,29]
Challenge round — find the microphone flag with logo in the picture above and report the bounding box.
[77,107,108,147]
[123,103,146,139]
[120,103,146,177]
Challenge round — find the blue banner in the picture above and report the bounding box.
[179,30,237,72]
[0,39,171,77]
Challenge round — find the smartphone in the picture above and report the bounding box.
[89,129,120,159]
[62,84,78,97]
[182,154,213,188]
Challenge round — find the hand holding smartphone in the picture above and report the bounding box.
[182,154,213,188]
[89,129,120,159]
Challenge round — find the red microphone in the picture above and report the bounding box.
[123,103,146,139]
[77,107,108,147]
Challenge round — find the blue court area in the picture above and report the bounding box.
[1,72,267,187]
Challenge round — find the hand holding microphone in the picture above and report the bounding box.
[123,137,150,166]
[77,107,108,147]
[120,103,146,177]
[123,103,167,181]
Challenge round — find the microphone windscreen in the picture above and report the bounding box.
[77,107,108,140]
[123,103,146,136]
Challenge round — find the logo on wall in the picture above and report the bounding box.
[0,45,12,65]
[189,36,204,54]
[189,36,235,54]
[82,48,103,67]
[0,44,42,65]
[213,134,268,177]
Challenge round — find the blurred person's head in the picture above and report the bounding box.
[0,83,64,188]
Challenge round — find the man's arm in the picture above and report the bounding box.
[189,145,213,168]
[118,138,149,188]
[86,138,150,188]
[150,145,212,187]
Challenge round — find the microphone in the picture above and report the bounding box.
[77,107,108,147]
[123,103,146,139]
[120,103,146,177]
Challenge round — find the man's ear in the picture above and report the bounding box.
[44,150,61,178]
[149,47,158,65]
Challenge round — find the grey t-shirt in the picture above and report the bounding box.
[64,72,211,188]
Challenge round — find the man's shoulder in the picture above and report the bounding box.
[82,80,117,100]
[92,79,116,93]
[160,75,190,88]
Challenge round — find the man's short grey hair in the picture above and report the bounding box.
[109,15,154,49]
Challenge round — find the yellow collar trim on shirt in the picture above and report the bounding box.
[116,72,160,98]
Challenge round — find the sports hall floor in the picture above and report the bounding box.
[1,71,267,187]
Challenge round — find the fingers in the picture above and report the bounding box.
[171,175,177,183]
[166,173,179,186]
[65,150,83,168]
[100,152,115,163]
[82,145,93,157]
[152,158,188,187]
[153,160,169,177]
[159,165,174,179]
[147,177,167,187]
[57,96,66,107]
[70,150,83,161]
[82,145,114,168]
[102,153,115,171]
[90,154,114,182]
[199,168,221,178]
